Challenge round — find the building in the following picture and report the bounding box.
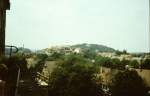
[98,52,116,58]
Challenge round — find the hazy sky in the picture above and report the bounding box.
[6,0,149,52]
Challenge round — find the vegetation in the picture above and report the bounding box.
[46,52,64,61]
[95,56,130,70]
[1,44,150,96]
[95,56,112,67]
[141,59,150,69]
[82,49,96,59]
[0,56,29,96]
[129,60,139,68]
[48,54,103,96]
[111,70,149,96]
[28,53,48,80]
[111,58,121,69]
[71,43,116,52]
[115,49,128,55]
[94,56,148,70]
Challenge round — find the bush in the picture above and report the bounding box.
[95,56,112,68]
[48,54,103,96]
[118,59,130,70]
[111,70,148,96]
[141,59,150,69]
[111,58,121,69]
[129,60,139,68]
[37,53,48,60]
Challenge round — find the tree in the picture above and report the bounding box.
[48,54,103,96]
[141,59,150,69]
[50,52,64,60]
[111,58,121,69]
[36,53,48,61]
[119,59,130,70]
[122,49,127,54]
[82,49,96,59]
[115,50,122,55]
[129,60,139,68]
[111,70,148,96]
[95,56,112,68]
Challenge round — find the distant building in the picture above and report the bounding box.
[73,48,81,54]
[98,52,116,58]
[119,54,132,60]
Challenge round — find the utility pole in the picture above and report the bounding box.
[149,0,150,53]
[0,0,10,57]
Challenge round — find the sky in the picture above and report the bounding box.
[5,0,149,52]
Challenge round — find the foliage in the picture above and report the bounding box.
[131,53,143,57]
[71,43,115,52]
[111,58,121,69]
[111,70,149,96]
[36,53,48,60]
[48,54,103,96]
[115,50,128,55]
[122,49,127,54]
[82,49,96,59]
[29,53,48,73]
[29,54,48,74]
[95,56,112,68]
[141,59,150,69]
[95,56,123,69]
[129,60,139,68]
[119,59,130,70]
[49,52,64,60]
[115,50,122,55]
[95,56,140,70]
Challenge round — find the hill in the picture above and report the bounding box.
[71,43,115,52]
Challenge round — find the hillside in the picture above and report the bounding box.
[71,43,115,52]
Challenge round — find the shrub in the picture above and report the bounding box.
[111,70,148,96]
[48,54,103,96]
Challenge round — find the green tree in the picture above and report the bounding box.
[115,50,122,55]
[95,56,112,68]
[82,49,96,59]
[48,54,103,96]
[122,49,127,54]
[129,60,139,68]
[141,59,150,69]
[37,53,48,60]
[119,59,130,70]
[111,58,121,69]
[111,70,148,96]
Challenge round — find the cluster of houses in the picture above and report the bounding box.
[42,45,150,64]
[43,46,82,56]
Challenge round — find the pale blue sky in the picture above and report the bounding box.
[6,0,149,52]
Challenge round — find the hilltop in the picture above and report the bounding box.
[71,43,116,52]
